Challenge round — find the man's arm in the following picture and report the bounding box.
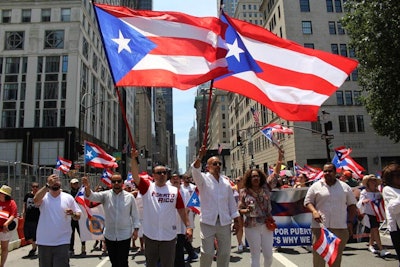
[306,203,323,224]
[193,145,206,169]
[131,149,141,186]
[33,174,57,206]
[81,176,92,198]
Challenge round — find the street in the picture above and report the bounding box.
[5,218,399,267]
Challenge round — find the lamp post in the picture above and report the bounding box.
[322,110,333,162]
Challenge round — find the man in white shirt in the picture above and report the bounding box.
[191,145,240,267]
[34,174,82,267]
[82,173,140,267]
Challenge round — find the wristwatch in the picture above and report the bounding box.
[46,183,50,188]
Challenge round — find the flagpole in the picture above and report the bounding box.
[202,80,214,146]
[115,87,136,150]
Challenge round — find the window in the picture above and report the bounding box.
[340,44,348,57]
[326,0,334,12]
[339,115,347,132]
[61,8,71,22]
[349,47,356,58]
[46,56,60,72]
[348,115,356,132]
[345,90,353,105]
[331,44,338,54]
[329,21,336,34]
[334,0,342,12]
[356,115,365,132]
[1,110,16,128]
[351,68,358,81]
[304,43,314,49]
[42,9,51,22]
[336,91,344,105]
[300,0,310,12]
[5,32,24,50]
[337,22,345,34]
[2,10,11,23]
[22,9,31,22]
[33,140,64,165]
[353,91,362,106]
[44,30,64,49]
[311,116,322,133]
[302,21,312,34]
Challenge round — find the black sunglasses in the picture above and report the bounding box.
[111,179,123,184]
[155,171,167,175]
[212,162,222,166]
[32,185,39,188]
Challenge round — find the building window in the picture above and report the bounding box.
[43,109,57,127]
[33,140,64,165]
[339,115,347,132]
[304,43,314,49]
[349,47,356,58]
[326,0,334,12]
[5,32,24,50]
[22,9,31,22]
[82,38,89,59]
[345,90,353,105]
[2,10,11,23]
[42,9,51,22]
[337,21,345,34]
[329,21,336,34]
[302,21,312,34]
[1,110,16,128]
[331,44,339,54]
[354,91,362,106]
[311,116,322,133]
[334,0,342,12]
[44,30,64,49]
[356,115,365,132]
[348,115,356,132]
[351,68,358,81]
[340,44,348,57]
[336,91,344,105]
[61,8,71,22]
[300,0,310,12]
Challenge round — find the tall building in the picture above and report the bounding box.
[223,0,400,177]
[186,121,197,171]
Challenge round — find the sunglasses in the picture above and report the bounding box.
[111,179,123,184]
[32,185,39,188]
[212,162,222,166]
[155,171,167,175]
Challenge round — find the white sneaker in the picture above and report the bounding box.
[368,245,377,254]
[237,244,243,253]
[380,249,390,257]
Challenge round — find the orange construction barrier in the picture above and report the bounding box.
[17,217,28,247]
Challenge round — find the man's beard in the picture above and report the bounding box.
[50,185,61,191]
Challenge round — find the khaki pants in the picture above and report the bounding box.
[312,228,349,267]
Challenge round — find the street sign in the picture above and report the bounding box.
[321,134,334,140]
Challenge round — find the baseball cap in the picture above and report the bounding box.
[70,178,79,184]
[342,170,352,178]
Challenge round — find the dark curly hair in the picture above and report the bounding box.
[382,162,400,187]
[243,168,268,189]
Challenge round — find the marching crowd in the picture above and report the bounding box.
[0,148,399,267]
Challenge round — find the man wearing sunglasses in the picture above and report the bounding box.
[191,145,240,267]
[82,173,140,267]
[131,149,192,267]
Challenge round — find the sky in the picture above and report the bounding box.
[153,0,218,172]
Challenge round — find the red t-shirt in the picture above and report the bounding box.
[0,200,18,225]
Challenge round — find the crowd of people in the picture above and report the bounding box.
[0,150,399,267]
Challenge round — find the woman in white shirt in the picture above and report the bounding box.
[382,163,400,266]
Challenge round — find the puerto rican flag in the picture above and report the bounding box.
[186,189,201,215]
[101,169,113,188]
[332,154,365,179]
[214,12,358,121]
[75,186,92,219]
[313,227,341,266]
[370,199,385,222]
[334,146,352,161]
[84,141,118,169]
[93,3,229,89]
[56,156,72,174]
[0,210,9,220]
[250,107,261,127]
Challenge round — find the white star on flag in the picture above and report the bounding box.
[112,30,132,54]
[191,199,198,205]
[226,38,244,62]
[85,150,93,159]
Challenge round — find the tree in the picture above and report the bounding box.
[342,0,400,142]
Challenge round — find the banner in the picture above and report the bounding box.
[78,204,106,242]
[271,188,312,246]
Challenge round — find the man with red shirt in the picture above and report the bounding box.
[131,149,192,267]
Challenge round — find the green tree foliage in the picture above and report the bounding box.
[342,0,400,142]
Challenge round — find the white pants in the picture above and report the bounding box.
[199,221,231,267]
[245,224,273,267]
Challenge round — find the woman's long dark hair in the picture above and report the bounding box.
[243,168,268,189]
[382,162,400,187]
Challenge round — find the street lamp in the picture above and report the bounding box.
[322,110,333,162]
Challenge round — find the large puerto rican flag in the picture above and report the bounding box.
[93,3,229,89]
[214,12,358,121]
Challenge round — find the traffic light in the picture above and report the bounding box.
[140,149,144,158]
[237,135,242,146]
